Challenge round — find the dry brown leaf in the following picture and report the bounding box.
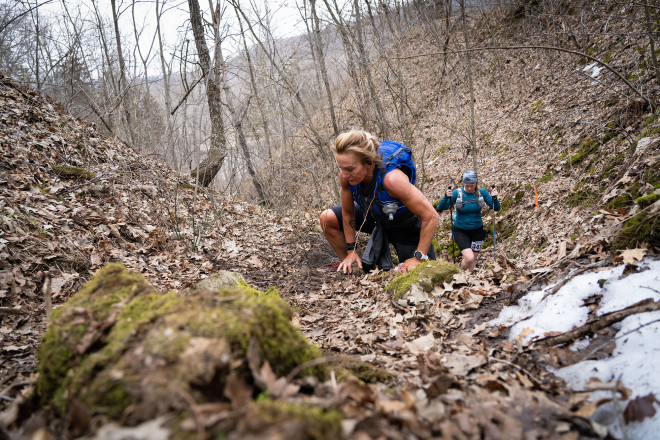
[621,248,646,264]
[624,393,659,424]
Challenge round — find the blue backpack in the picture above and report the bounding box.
[350,140,416,221]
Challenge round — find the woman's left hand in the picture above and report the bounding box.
[491,188,499,198]
[398,257,423,273]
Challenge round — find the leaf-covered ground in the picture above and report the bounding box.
[2,1,660,437]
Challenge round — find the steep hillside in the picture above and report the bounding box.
[0,67,616,439]
[268,1,660,268]
[0,70,326,408]
[1,1,660,439]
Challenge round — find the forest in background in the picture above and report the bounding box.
[3,1,658,210]
[2,0,660,438]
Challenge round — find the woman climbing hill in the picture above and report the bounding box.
[436,170,500,271]
[319,130,438,274]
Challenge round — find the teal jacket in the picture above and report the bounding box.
[436,187,500,230]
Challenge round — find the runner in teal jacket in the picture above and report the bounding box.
[436,170,500,270]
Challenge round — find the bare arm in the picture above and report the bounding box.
[338,173,361,274]
[384,169,439,272]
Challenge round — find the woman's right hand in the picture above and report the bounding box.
[338,251,362,274]
[445,189,452,198]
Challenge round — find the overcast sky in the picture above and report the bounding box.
[38,0,306,74]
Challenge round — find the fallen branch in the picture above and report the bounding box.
[532,299,660,348]
[0,307,25,316]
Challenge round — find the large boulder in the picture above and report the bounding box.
[385,260,460,298]
[36,263,330,437]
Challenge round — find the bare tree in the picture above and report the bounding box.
[459,0,477,171]
[110,0,136,147]
[187,0,228,187]
[352,0,389,136]
[309,0,339,136]
[211,3,268,204]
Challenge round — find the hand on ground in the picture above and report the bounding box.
[398,257,422,273]
[338,251,361,274]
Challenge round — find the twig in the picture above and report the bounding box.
[285,355,343,382]
[0,307,25,315]
[531,299,660,348]
[583,317,660,360]
[43,272,51,318]
[389,45,653,110]
[487,356,538,382]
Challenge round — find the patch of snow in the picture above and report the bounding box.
[591,65,604,78]
[490,257,660,439]
[583,62,598,72]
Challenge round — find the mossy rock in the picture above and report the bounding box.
[37,263,322,434]
[637,193,660,209]
[611,208,660,250]
[385,260,459,299]
[51,165,96,180]
[180,271,280,297]
[331,355,392,383]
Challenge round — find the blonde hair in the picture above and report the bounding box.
[331,130,382,167]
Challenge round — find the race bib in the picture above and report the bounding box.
[471,240,484,252]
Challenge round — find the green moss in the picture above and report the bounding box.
[534,237,549,253]
[236,400,343,440]
[236,279,281,297]
[549,125,563,139]
[334,358,392,383]
[531,98,543,115]
[432,238,442,257]
[92,382,133,419]
[604,153,625,179]
[611,211,659,250]
[569,137,599,165]
[643,112,657,127]
[604,97,619,108]
[37,264,323,422]
[441,235,461,260]
[514,190,526,204]
[51,165,96,180]
[499,196,514,213]
[385,260,459,298]
[587,42,599,56]
[536,169,553,183]
[606,193,634,209]
[484,220,516,249]
[637,193,660,209]
[602,121,618,143]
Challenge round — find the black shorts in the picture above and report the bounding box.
[330,204,435,262]
[452,226,486,253]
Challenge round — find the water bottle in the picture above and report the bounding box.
[382,202,398,221]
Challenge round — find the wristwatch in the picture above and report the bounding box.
[414,250,429,261]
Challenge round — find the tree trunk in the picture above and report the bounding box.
[352,0,389,137]
[213,4,268,205]
[110,0,136,147]
[460,0,478,171]
[322,0,368,128]
[156,0,175,168]
[187,0,227,187]
[310,0,339,137]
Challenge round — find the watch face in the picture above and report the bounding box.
[414,251,422,259]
